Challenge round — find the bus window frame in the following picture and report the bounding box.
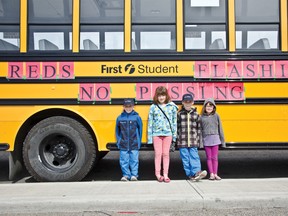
[235,0,280,51]
[131,25,176,51]
[28,25,72,51]
[183,0,227,51]
[0,25,20,52]
[28,0,73,24]
[236,24,280,50]
[80,25,124,51]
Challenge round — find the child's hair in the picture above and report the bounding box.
[202,101,216,115]
[153,86,171,104]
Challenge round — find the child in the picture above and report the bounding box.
[177,94,207,181]
[147,86,178,183]
[116,98,143,181]
[201,98,225,180]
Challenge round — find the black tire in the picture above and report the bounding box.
[23,116,96,182]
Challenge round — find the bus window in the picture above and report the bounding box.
[80,0,124,51]
[80,26,124,51]
[0,0,19,23]
[28,0,72,24]
[185,0,226,23]
[132,0,175,23]
[235,0,279,23]
[28,0,72,51]
[184,0,226,50]
[105,31,124,50]
[132,26,175,50]
[80,31,100,51]
[80,0,124,24]
[131,0,176,51]
[83,39,99,50]
[29,26,72,51]
[185,25,226,50]
[0,0,20,51]
[0,27,19,51]
[235,0,279,50]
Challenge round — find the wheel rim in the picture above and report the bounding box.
[39,134,78,172]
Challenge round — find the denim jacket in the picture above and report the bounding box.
[116,110,143,150]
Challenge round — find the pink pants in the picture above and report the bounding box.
[204,145,219,175]
[153,136,172,177]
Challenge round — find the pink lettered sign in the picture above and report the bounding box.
[26,62,40,79]
[79,83,94,101]
[275,61,288,78]
[7,62,23,79]
[182,83,199,101]
[227,61,242,79]
[168,83,182,101]
[243,61,258,79]
[42,62,57,79]
[136,83,152,101]
[194,61,210,78]
[258,61,274,79]
[214,83,229,100]
[95,83,110,101]
[229,82,244,100]
[59,62,74,79]
[152,83,168,96]
[210,61,226,79]
[198,82,214,100]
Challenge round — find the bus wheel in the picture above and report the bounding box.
[23,116,96,182]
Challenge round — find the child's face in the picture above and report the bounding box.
[182,100,193,110]
[205,103,214,114]
[124,105,133,113]
[157,94,166,104]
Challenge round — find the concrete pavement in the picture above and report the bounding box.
[0,178,288,214]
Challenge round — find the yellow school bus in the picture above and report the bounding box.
[0,0,287,181]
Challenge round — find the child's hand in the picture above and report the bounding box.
[170,141,176,152]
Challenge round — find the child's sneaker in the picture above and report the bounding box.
[121,176,129,182]
[193,170,207,181]
[130,176,138,181]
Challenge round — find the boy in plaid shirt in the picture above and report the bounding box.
[177,94,207,181]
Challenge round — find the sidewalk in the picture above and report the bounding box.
[0,178,288,214]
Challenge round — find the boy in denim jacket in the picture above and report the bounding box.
[116,98,143,181]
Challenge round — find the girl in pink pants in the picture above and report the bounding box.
[153,136,172,181]
[147,86,178,183]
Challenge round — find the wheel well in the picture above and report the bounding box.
[13,108,98,176]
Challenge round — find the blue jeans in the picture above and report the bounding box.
[179,147,201,177]
[119,150,139,179]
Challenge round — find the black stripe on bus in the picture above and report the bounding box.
[0,98,287,105]
[106,142,288,151]
[1,52,288,61]
[1,77,288,84]
[0,143,9,151]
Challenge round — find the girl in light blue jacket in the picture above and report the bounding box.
[147,86,178,183]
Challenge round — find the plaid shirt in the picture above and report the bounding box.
[177,107,202,148]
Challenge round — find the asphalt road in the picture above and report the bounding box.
[1,209,288,216]
[1,150,288,215]
[0,149,288,183]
